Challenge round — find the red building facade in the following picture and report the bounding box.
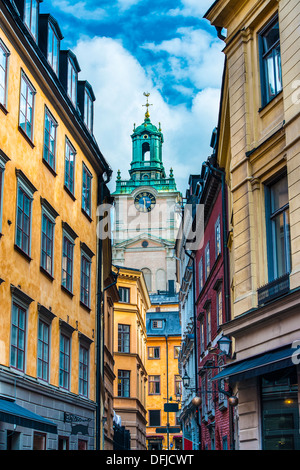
[194,157,233,450]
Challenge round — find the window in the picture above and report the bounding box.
[118,370,130,397]
[222,436,228,450]
[64,138,76,196]
[217,286,223,327]
[59,333,70,390]
[24,0,39,40]
[119,286,130,303]
[43,107,57,171]
[149,375,160,395]
[118,324,130,353]
[37,319,50,382]
[47,22,60,74]
[198,257,203,292]
[149,410,161,427]
[215,216,221,258]
[148,346,160,359]
[84,88,93,132]
[0,39,10,109]
[62,235,74,294]
[79,344,89,397]
[82,164,92,218]
[41,213,54,276]
[265,174,291,280]
[19,71,36,141]
[15,171,36,258]
[200,317,204,354]
[33,432,46,450]
[152,320,163,329]
[174,375,182,396]
[206,304,211,345]
[80,253,91,307]
[205,242,210,281]
[259,15,282,106]
[0,151,9,234]
[10,303,26,371]
[58,436,69,450]
[174,346,180,359]
[67,57,77,105]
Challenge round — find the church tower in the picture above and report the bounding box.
[112,93,182,294]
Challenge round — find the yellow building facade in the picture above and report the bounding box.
[145,294,182,451]
[113,266,150,450]
[0,0,111,450]
[205,0,300,450]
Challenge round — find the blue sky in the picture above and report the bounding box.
[40,0,225,193]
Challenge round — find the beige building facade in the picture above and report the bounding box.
[205,0,300,450]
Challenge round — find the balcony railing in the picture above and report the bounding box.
[257,273,290,306]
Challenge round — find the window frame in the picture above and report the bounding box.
[67,56,78,106]
[59,332,71,390]
[215,215,221,259]
[80,251,91,308]
[84,87,93,132]
[118,370,130,398]
[148,410,161,427]
[47,21,60,75]
[79,343,89,398]
[37,318,50,382]
[43,106,58,172]
[118,324,130,353]
[40,211,55,278]
[198,256,203,292]
[216,285,223,328]
[265,173,291,281]
[82,163,92,218]
[205,242,210,281]
[0,39,10,110]
[61,233,74,294]
[258,14,282,107]
[152,319,163,329]
[19,70,36,142]
[10,302,27,372]
[64,137,76,196]
[119,286,130,303]
[148,375,161,395]
[15,171,36,258]
[148,346,160,359]
[24,0,39,41]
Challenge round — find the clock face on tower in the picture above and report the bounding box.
[134,191,156,212]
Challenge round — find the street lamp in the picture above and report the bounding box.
[182,370,191,388]
[218,336,232,357]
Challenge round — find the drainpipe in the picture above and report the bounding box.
[96,170,112,451]
[203,161,230,323]
[184,250,201,450]
[165,335,170,450]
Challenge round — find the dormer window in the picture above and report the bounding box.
[84,88,93,132]
[24,0,39,41]
[67,57,77,106]
[78,81,95,134]
[38,15,63,76]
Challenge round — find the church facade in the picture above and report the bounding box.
[112,96,182,295]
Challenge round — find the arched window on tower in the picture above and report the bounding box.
[142,268,152,292]
[142,142,150,161]
[156,269,166,292]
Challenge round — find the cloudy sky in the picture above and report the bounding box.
[41,0,225,194]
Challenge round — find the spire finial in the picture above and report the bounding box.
[142,92,152,120]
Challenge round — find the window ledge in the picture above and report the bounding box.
[14,244,32,262]
[258,90,283,117]
[42,158,57,177]
[81,208,92,223]
[64,185,76,201]
[18,126,35,148]
[40,265,54,282]
[0,103,8,115]
[61,284,74,298]
[80,300,91,312]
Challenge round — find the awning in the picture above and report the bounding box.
[212,345,295,382]
[0,398,57,434]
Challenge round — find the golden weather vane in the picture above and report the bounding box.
[142,92,153,119]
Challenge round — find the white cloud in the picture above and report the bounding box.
[169,0,214,17]
[117,0,143,10]
[74,36,221,194]
[50,1,107,21]
[142,27,224,91]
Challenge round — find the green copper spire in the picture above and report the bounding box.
[114,93,177,194]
